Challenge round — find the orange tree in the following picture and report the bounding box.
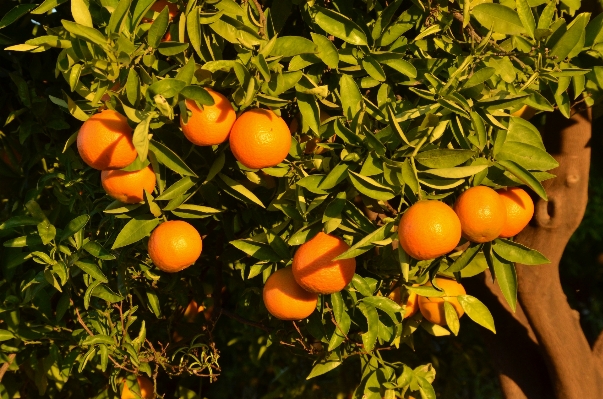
[1,0,603,398]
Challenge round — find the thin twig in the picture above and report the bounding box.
[292,321,311,352]
[250,0,266,37]
[217,307,271,333]
[0,354,16,382]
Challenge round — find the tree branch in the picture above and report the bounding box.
[250,0,266,37]
[0,354,16,382]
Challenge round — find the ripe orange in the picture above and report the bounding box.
[418,278,466,326]
[389,287,419,319]
[497,187,534,238]
[511,105,536,120]
[77,110,137,170]
[263,267,318,320]
[291,232,356,294]
[453,186,506,243]
[101,166,156,204]
[148,221,202,273]
[229,108,292,169]
[121,376,154,399]
[180,90,236,146]
[398,200,462,261]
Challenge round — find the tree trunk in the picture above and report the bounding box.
[468,109,603,398]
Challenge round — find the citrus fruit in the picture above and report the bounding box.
[291,232,356,294]
[511,105,536,120]
[0,147,21,172]
[121,376,154,399]
[418,278,466,326]
[180,90,236,146]
[389,287,419,319]
[77,109,137,170]
[148,221,202,273]
[453,186,506,243]
[101,166,156,204]
[497,187,534,238]
[398,200,462,261]
[263,267,318,321]
[229,108,291,169]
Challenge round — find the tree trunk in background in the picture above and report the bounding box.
[468,109,603,398]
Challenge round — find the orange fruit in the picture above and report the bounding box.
[101,166,156,204]
[77,110,136,170]
[418,278,466,326]
[389,287,419,319]
[291,232,356,294]
[121,376,154,399]
[511,105,536,120]
[180,90,236,146]
[229,108,292,169]
[453,186,506,243]
[398,200,462,261]
[497,187,534,238]
[148,221,202,273]
[263,267,318,320]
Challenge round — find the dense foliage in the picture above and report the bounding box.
[2,0,603,397]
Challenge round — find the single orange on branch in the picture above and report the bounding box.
[77,109,137,170]
[148,220,202,273]
[398,200,461,261]
[101,165,156,204]
[453,186,506,243]
[291,232,356,295]
[229,108,292,170]
[418,278,466,326]
[121,376,155,399]
[263,267,318,321]
[180,89,236,146]
[497,187,534,238]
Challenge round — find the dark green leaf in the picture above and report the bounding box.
[492,239,550,265]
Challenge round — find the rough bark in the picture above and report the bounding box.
[474,109,603,398]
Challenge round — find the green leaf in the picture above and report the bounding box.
[61,20,109,50]
[339,75,362,120]
[148,78,186,98]
[32,0,69,15]
[306,359,343,379]
[112,216,160,249]
[181,86,215,105]
[415,149,475,168]
[549,13,588,61]
[362,56,386,82]
[471,4,525,35]
[408,286,446,297]
[130,0,155,29]
[372,53,417,78]
[361,296,403,323]
[270,36,317,57]
[446,243,482,273]
[0,329,15,341]
[516,0,535,39]
[171,204,221,219]
[357,302,379,351]
[187,6,203,58]
[149,141,197,177]
[422,164,489,179]
[83,241,115,260]
[348,171,395,201]
[108,0,131,34]
[492,239,550,265]
[492,252,518,312]
[230,239,281,262]
[218,173,265,208]
[458,295,496,333]
[311,33,339,69]
[464,67,496,89]
[313,6,368,46]
[158,42,190,56]
[132,116,151,162]
[59,215,89,242]
[75,259,108,283]
[335,223,393,260]
[126,69,140,106]
[0,4,37,29]
[496,142,559,171]
[497,160,547,200]
[148,6,170,48]
[444,301,460,336]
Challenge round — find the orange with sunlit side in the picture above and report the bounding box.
[497,187,535,238]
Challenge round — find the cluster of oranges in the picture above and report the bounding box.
[392,185,534,325]
[263,232,356,320]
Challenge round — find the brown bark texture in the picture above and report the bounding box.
[468,109,603,399]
